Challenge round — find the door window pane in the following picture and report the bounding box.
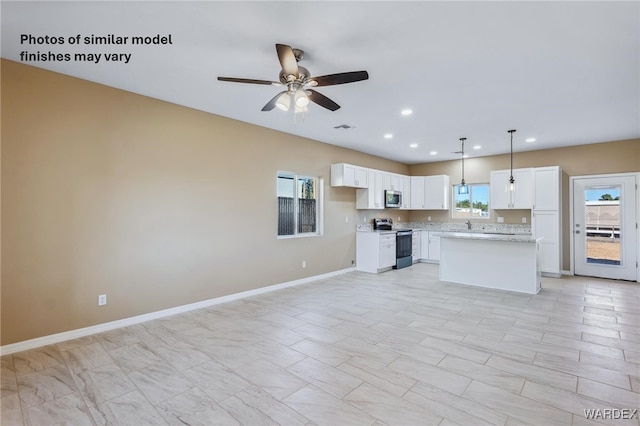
[585,186,621,265]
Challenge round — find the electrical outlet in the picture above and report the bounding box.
[98,294,107,306]
[427,216,432,222]
[497,217,505,223]
[302,260,307,268]
[522,217,527,223]
[345,216,349,223]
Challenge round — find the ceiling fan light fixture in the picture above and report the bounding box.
[294,90,309,107]
[219,44,369,115]
[275,92,291,111]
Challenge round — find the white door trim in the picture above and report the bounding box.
[569,172,639,282]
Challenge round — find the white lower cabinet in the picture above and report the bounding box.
[420,231,430,261]
[412,231,421,262]
[428,232,441,262]
[532,210,561,276]
[419,231,441,263]
[356,232,396,273]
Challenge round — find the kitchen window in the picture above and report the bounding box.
[453,183,490,219]
[277,172,323,237]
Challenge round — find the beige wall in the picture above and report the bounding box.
[1,60,407,345]
[2,59,638,346]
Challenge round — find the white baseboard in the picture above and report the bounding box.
[0,267,355,356]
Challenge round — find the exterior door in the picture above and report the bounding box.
[573,174,637,281]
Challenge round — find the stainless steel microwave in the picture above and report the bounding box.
[385,190,402,208]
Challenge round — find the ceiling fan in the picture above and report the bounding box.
[218,43,369,112]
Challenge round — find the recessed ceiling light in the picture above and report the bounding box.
[463,154,469,158]
[473,145,482,150]
[384,133,393,139]
[401,109,413,116]
[430,151,438,155]
[526,138,536,143]
[409,143,418,148]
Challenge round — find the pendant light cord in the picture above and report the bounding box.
[508,129,516,183]
[460,137,466,185]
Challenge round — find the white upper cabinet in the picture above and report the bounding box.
[356,169,384,209]
[382,172,403,191]
[400,175,411,209]
[424,175,450,210]
[410,177,425,209]
[511,168,534,208]
[332,162,448,211]
[490,170,511,209]
[331,163,368,188]
[490,168,533,209]
[533,166,560,211]
[410,175,449,210]
[383,173,411,209]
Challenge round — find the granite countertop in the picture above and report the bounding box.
[357,229,397,235]
[357,221,532,235]
[439,231,541,243]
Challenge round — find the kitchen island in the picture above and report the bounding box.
[439,232,543,294]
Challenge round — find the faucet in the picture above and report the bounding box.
[466,220,472,230]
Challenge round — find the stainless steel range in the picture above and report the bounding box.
[373,218,413,269]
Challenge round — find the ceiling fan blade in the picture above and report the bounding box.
[311,71,369,87]
[261,90,287,111]
[307,89,340,111]
[218,76,279,86]
[276,44,299,77]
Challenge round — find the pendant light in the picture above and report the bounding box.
[508,129,516,192]
[458,137,469,195]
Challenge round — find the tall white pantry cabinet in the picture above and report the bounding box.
[532,166,562,277]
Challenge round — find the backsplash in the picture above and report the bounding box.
[357,221,532,234]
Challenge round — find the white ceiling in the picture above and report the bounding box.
[2,1,639,164]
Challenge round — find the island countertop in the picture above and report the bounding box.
[439,232,541,243]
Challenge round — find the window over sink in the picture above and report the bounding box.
[453,183,490,219]
[277,172,323,238]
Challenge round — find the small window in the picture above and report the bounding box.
[453,183,490,219]
[277,172,322,237]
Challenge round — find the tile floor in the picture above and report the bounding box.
[1,263,639,425]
